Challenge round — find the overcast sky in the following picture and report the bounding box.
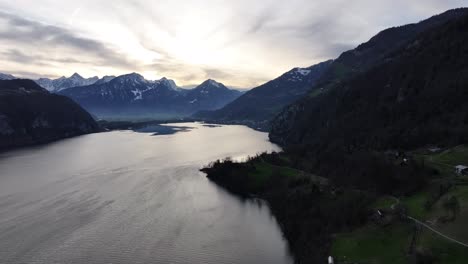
[0,0,465,87]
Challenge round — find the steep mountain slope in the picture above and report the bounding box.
[0,79,99,150]
[59,73,241,119]
[36,73,102,92]
[59,73,180,118]
[196,8,467,127]
[313,8,468,92]
[194,60,332,123]
[270,9,468,152]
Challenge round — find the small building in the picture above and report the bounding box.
[370,209,394,226]
[455,165,468,175]
[428,147,442,153]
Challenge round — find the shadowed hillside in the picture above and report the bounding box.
[0,79,99,150]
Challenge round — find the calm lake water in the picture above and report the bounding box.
[0,123,292,264]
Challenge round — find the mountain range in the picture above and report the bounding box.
[3,8,466,129]
[194,60,332,127]
[36,73,115,92]
[58,74,242,119]
[0,72,115,92]
[0,72,242,120]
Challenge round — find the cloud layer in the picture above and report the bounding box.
[0,0,465,87]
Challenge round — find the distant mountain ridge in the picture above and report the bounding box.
[94,75,116,85]
[0,72,115,91]
[0,79,99,150]
[35,73,113,92]
[0,71,242,120]
[194,60,333,125]
[58,73,242,119]
[0,73,16,80]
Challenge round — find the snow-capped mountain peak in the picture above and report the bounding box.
[58,74,242,118]
[0,73,16,80]
[35,73,101,92]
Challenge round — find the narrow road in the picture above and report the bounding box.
[389,194,468,248]
[407,216,468,248]
[389,196,400,210]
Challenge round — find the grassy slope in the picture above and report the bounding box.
[249,161,300,188]
[331,224,411,264]
[430,146,468,167]
[331,146,468,263]
[203,147,468,263]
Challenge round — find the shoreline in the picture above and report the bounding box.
[200,153,373,263]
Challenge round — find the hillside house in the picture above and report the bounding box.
[455,165,468,175]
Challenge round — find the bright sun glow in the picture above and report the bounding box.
[0,0,464,87]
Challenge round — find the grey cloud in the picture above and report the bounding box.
[201,4,356,61]
[1,49,42,64]
[245,8,276,35]
[0,69,57,79]
[203,68,233,80]
[146,61,267,87]
[0,11,134,69]
[0,49,87,65]
[202,67,268,88]
[144,60,201,83]
[176,73,199,83]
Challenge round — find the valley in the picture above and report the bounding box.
[0,123,292,264]
[0,4,467,264]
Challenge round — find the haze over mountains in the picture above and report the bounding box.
[1,72,242,120]
[58,74,242,119]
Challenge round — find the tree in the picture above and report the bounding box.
[442,196,461,220]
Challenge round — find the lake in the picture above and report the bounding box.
[0,123,292,264]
